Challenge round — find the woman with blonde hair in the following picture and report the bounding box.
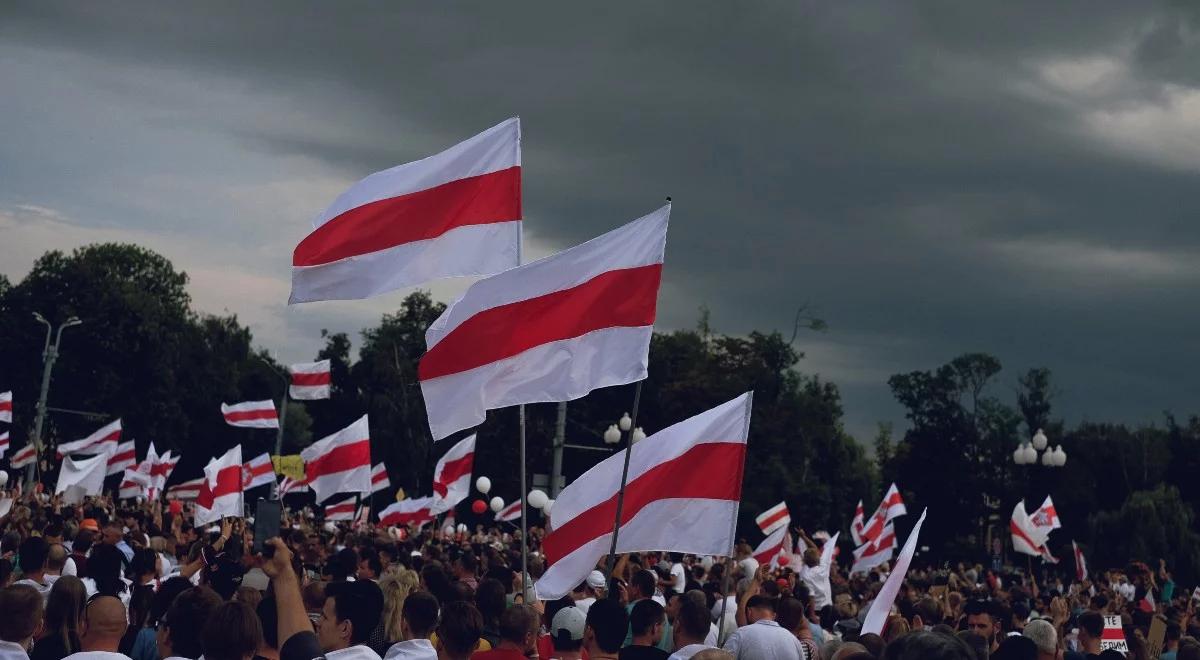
[379,567,421,646]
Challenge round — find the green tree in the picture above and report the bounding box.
[1090,485,1200,583]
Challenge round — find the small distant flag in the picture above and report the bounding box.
[0,432,8,459]
[221,401,279,429]
[0,391,11,423]
[755,501,790,536]
[325,498,357,522]
[106,440,136,476]
[289,360,332,400]
[57,419,121,458]
[243,453,276,490]
[10,444,37,469]
[370,463,390,495]
[496,499,521,522]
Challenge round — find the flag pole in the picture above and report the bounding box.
[603,379,644,588]
[519,404,530,601]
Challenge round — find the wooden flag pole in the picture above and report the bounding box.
[603,379,644,589]
[519,403,530,602]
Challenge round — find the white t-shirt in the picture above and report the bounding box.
[325,645,384,660]
[722,619,809,660]
[667,644,713,660]
[0,639,30,660]
[670,563,686,593]
[383,639,437,660]
[62,652,133,660]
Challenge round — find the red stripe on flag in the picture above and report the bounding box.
[293,166,521,267]
[306,439,370,479]
[433,453,474,497]
[292,372,331,387]
[543,442,746,564]
[1010,519,1043,553]
[198,465,243,508]
[419,264,662,381]
[225,410,277,423]
[758,508,789,530]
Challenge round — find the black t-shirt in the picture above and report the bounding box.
[31,632,80,660]
[281,631,326,660]
[619,645,670,660]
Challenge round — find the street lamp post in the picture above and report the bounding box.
[28,313,82,493]
[1012,428,1067,467]
[256,357,289,498]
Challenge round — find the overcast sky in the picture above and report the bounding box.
[3,2,1200,443]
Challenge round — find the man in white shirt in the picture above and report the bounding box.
[575,570,607,614]
[668,599,713,660]
[383,592,437,660]
[64,596,133,660]
[13,538,53,604]
[0,584,44,660]
[668,554,687,593]
[722,596,808,660]
[317,581,385,660]
[796,530,835,610]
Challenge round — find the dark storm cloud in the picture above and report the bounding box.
[4,1,1200,441]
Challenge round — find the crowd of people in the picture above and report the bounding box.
[0,491,1194,660]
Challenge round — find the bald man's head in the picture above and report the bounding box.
[81,596,127,651]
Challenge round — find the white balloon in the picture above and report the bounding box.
[543,499,554,515]
[443,524,455,535]
[0,472,9,487]
[456,523,468,533]
[490,496,505,512]
[476,476,492,494]
[528,489,548,510]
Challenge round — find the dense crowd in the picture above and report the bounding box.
[0,492,1194,660]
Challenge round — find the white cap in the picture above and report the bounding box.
[551,606,586,641]
[739,557,760,577]
[586,570,607,590]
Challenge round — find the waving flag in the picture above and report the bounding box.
[755,501,790,536]
[370,463,390,495]
[862,509,929,635]
[861,483,906,543]
[106,440,136,476]
[752,525,789,568]
[150,451,179,500]
[301,415,371,503]
[57,419,121,458]
[119,469,153,500]
[0,432,8,459]
[290,118,522,304]
[421,206,670,440]
[10,444,37,469]
[431,434,475,514]
[1073,540,1088,581]
[243,452,276,490]
[325,498,357,521]
[1031,495,1061,533]
[166,477,205,501]
[379,497,436,528]
[0,391,11,423]
[289,360,332,400]
[851,524,897,574]
[850,500,866,546]
[1011,500,1058,562]
[196,446,244,526]
[221,400,279,429]
[55,453,109,503]
[496,499,521,522]
[279,475,309,495]
[537,392,753,601]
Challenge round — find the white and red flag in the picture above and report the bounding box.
[289,360,332,400]
[290,118,522,304]
[495,499,521,523]
[10,443,36,469]
[1073,540,1088,581]
[0,391,11,423]
[325,498,357,522]
[860,483,907,543]
[118,469,153,500]
[1031,495,1061,534]
[420,206,669,440]
[196,446,244,526]
[0,432,8,459]
[243,452,276,490]
[150,451,179,499]
[221,400,279,429]
[57,419,121,458]
[752,525,789,568]
[166,477,205,501]
[431,434,475,514]
[862,509,929,635]
[379,496,436,528]
[55,453,109,504]
[755,501,790,536]
[106,440,136,476]
[850,499,866,546]
[370,463,390,495]
[851,524,897,574]
[1011,500,1058,562]
[537,392,753,601]
[301,414,371,503]
[279,475,309,495]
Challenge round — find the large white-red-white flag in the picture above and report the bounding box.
[860,483,906,543]
[850,499,866,546]
[1073,540,1088,581]
[106,440,136,476]
[166,477,205,501]
[289,360,332,400]
[537,392,753,600]
[755,501,790,536]
[379,497,436,528]
[851,524,897,574]
[221,400,279,429]
[301,415,371,503]
[290,118,522,304]
[243,452,275,490]
[196,446,244,526]
[751,525,789,568]
[325,498,357,522]
[495,499,521,522]
[56,453,109,504]
[0,432,8,459]
[420,206,670,440]
[370,463,390,495]
[862,509,929,635]
[0,391,11,423]
[57,419,121,458]
[431,434,475,514]
[10,444,36,469]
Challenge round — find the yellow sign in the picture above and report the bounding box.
[272,455,305,480]
[395,487,406,502]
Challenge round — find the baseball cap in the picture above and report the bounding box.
[80,519,100,532]
[552,606,586,641]
[586,570,607,590]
